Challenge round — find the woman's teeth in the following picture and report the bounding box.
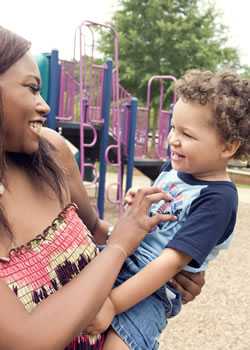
[29,121,42,134]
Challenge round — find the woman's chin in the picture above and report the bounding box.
[24,145,39,154]
[18,142,40,155]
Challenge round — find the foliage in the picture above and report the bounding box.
[240,65,250,79]
[99,0,241,104]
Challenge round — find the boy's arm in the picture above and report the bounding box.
[110,248,191,315]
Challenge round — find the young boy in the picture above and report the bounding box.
[87,70,250,350]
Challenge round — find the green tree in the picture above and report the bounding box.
[100,0,240,103]
[240,65,250,79]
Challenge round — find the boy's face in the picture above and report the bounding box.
[168,99,228,181]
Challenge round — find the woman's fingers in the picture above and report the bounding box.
[124,188,137,206]
[85,327,97,336]
[109,187,176,257]
[132,187,173,209]
[148,213,176,229]
[169,271,205,304]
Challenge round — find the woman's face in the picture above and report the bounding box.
[0,51,50,154]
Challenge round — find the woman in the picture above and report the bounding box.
[0,26,204,350]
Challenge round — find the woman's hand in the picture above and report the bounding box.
[108,187,176,257]
[84,298,115,335]
[123,187,137,207]
[169,271,205,304]
[92,218,111,244]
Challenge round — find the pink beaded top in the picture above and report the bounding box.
[0,203,104,349]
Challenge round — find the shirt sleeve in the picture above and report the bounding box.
[159,160,172,173]
[167,187,237,268]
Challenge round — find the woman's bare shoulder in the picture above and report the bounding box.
[41,127,74,167]
[41,127,79,179]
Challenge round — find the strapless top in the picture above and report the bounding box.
[0,203,104,350]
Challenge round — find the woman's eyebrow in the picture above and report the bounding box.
[25,75,41,84]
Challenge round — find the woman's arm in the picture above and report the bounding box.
[0,246,125,350]
[0,184,174,350]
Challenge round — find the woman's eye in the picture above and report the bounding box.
[28,84,40,93]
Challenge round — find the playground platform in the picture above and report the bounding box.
[227,167,250,186]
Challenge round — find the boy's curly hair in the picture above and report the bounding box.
[175,69,250,159]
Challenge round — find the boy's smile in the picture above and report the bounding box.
[171,151,185,161]
[168,99,230,181]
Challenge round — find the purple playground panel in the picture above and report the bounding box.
[109,73,132,151]
[133,75,176,159]
[83,64,105,125]
[109,75,176,161]
[58,60,79,121]
[157,109,171,159]
[58,61,105,124]
[154,75,176,159]
[135,107,149,158]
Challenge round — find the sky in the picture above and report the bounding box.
[0,0,249,65]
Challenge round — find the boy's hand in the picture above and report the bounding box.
[85,298,116,335]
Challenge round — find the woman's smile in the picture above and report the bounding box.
[29,119,46,135]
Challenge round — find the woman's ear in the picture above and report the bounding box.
[221,140,241,159]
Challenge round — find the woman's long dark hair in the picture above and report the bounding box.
[0,26,65,235]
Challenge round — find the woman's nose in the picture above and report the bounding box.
[36,95,51,116]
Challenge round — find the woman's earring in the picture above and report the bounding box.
[0,183,5,195]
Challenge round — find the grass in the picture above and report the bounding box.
[236,183,250,189]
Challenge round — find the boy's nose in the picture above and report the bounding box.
[168,132,180,146]
[170,138,181,146]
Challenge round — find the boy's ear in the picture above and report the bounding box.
[221,140,241,159]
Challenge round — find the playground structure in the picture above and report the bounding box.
[36,21,176,217]
[57,21,138,217]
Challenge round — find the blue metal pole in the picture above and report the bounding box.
[126,97,138,192]
[97,59,113,218]
[47,50,60,130]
